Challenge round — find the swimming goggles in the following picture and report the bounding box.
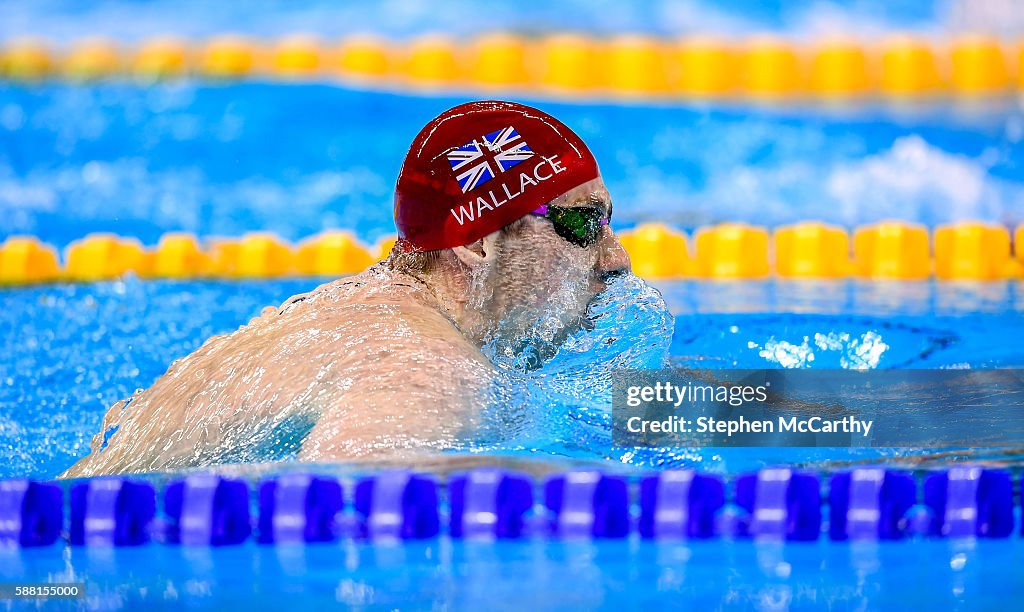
[529,204,609,248]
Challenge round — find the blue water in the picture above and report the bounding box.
[2,84,1024,248]
[2,93,1023,606]
[0,0,987,43]
[3,277,1023,481]
[3,1,1024,604]
[2,539,1022,609]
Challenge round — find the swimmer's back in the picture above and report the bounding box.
[62,267,494,476]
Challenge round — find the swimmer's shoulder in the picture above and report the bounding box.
[289,266,434,308]
[273,266,405,312]
[313,270,478,351]
[263,267,491,372]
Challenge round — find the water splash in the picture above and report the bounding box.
[747,331,890,369]
[472,273,675,465]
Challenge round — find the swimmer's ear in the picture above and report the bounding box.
[452,233,500,269]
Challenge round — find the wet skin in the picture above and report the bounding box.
[62,180,630,477]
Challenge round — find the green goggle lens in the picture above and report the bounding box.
[535,206,609,248]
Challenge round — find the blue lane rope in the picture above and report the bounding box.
[0,466,1019,547]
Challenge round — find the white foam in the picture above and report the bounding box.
[839,331,890,369]
[826,135,1008,226]
[750,330,889,369]
[757,337,815,369]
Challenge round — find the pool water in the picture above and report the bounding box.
[3,12,1024,603]
[2,539,1022,609]
[3,272,1022,606]
[4,276,1024,480]
[0,0,959,41]
[2,84,1022,248]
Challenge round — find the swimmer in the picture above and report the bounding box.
[62,101,630,477]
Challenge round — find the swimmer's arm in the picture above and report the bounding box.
[298,348,494,461]
[59,330,266,478]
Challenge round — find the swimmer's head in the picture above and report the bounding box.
[389,100,630,347]
[394,100,602,251]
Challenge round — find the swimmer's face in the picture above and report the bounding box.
[482,178,631,342]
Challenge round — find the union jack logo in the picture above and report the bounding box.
[447,126,534,193]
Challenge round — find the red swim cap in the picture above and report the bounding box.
[394,100,600,251]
